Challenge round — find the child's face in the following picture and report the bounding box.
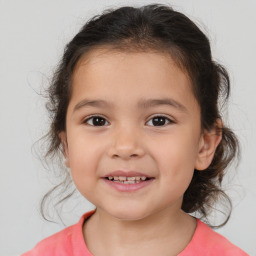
[61,49,215,220]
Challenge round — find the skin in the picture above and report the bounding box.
[60,49,221,256]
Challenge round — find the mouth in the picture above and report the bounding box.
[102,171,154,192]
[105,176,152,184]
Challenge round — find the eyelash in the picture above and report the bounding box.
[146,115,174,127]
[83,115,109,126]
[83,115,174,127]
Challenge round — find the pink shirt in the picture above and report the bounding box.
[22,211,248,255]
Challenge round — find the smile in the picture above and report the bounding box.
[103,171,154,192]
[106,176,150,184]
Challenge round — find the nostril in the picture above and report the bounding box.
[108,142,145,159]
[112,153,139,158]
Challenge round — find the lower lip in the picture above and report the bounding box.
[102,178,154,192]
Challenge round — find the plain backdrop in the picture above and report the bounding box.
[0,0,255,255]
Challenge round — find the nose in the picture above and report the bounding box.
[107,126,145,160]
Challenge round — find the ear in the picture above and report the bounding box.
[59,131,70,168]
[195,119,222,171]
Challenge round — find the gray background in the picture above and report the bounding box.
[0,0,255,255]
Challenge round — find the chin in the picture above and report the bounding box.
[106,206,153,222]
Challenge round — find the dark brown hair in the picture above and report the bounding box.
[41,4,238,226]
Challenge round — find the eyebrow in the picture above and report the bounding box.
[138,98,188,112]
[73,98,187,112]
[73,99,112,112]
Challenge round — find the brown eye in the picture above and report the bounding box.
[146,116,173,126]
[85,116,109,126]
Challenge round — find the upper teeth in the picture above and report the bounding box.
[108,176,147,182]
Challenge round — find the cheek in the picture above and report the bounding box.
[152,132,200,185]
[156,138,199,167]
[67,131,101,165]
[67,140,99,187]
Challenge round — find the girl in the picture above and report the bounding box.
[22,4,248,255]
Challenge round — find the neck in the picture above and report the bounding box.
[83,206,196,256]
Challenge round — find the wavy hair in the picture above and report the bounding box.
[41,4,239,226]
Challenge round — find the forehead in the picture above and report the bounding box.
[70,48,198,111]
[74,47,190,81]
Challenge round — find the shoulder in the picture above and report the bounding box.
[21,224,75,256]
[179,219,249,256]
[21,211,95,256]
